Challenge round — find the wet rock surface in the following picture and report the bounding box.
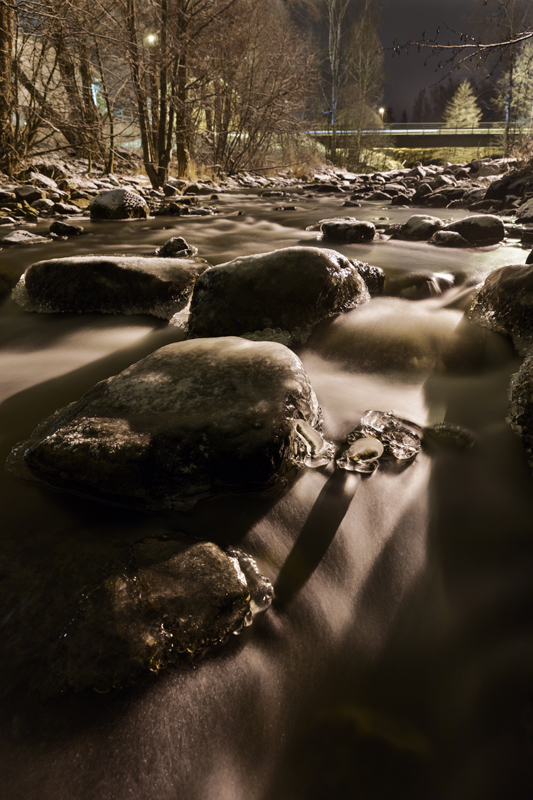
[469,263,533,354]
[89,188,150,220]
[508,353,533,474]
[187,246,370,344]
[441,214,505,244]
[12,255,208,318]
[320,218,376,242]
[7,337,323,509]
[0,530,273,696]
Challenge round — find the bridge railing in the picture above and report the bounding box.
[308,122,531,136]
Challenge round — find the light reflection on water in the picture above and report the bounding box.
[0,193,532,800]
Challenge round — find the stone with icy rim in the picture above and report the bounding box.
[7,337,323,509]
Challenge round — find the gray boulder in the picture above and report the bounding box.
[320,218,376,243]
[469,263,533,354]
[442,214,505,244]
[90,188,149,220]
[7,337,325,509]
[187,246,369,344]
[12,255,207,318]
[155,236,198,258]
[49,220,84,236]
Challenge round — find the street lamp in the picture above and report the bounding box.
[379,107,385,123]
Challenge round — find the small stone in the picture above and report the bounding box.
[336,436,384,473]
[359,410,422,461]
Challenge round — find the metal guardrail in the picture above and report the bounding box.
[309,122,531,136]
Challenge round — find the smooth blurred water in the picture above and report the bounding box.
[1,193,532,800]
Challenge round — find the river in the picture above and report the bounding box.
[0,189,532,799]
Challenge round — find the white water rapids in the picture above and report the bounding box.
[0,190,532,799]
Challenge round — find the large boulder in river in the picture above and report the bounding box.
[89,188,149,220]
[442,214,504,245]
[469,263,533,354]
[187,246,370,344]
[12,255,208,319]
[7,337,326,509]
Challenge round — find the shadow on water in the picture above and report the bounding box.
[274,470,360,609]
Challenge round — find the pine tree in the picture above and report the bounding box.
[443,81,482,128]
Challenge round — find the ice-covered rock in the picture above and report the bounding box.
[359,410,422,460]
[336,436,384,473]
[320,218,376,243]
[7,337,324,509]
[469,263,533,354]
[54,536,272,693]
[12,255,207,318]
[90,188,149,220]
[187,246,369,344]
[442,214,505,245]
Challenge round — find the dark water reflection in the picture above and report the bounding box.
[0,192,532,799]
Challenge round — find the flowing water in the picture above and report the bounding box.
[0,191,532,799]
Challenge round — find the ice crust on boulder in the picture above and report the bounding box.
[49,536,273,694]
[187,246,370,345]
[12,255,208,319]
[358,410,422,461]
[7,337,324,509]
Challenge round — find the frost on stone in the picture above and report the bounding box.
[359,410,422,461]
[507,353,533,472]
[336,436,384,473]
[290,418,335,468]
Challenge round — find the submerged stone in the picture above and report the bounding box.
[468,263,533,354]
[7,337,323,509]
[155,236,198,258]
[56,536,273,694]
[12,255,208,319]
[186,246,369,344]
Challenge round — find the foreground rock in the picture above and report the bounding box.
[89,188,149,220]
[469,264,533,354]
[186,246,370,344]
[12,255,208,318]
[7,337,326,509]
[55,536,273,694]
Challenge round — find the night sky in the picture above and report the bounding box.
[379,0,476,119]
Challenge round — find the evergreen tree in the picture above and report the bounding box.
[400,109,408,123]
[443,81,482,128]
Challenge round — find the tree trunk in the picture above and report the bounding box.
[0,6,15,173]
